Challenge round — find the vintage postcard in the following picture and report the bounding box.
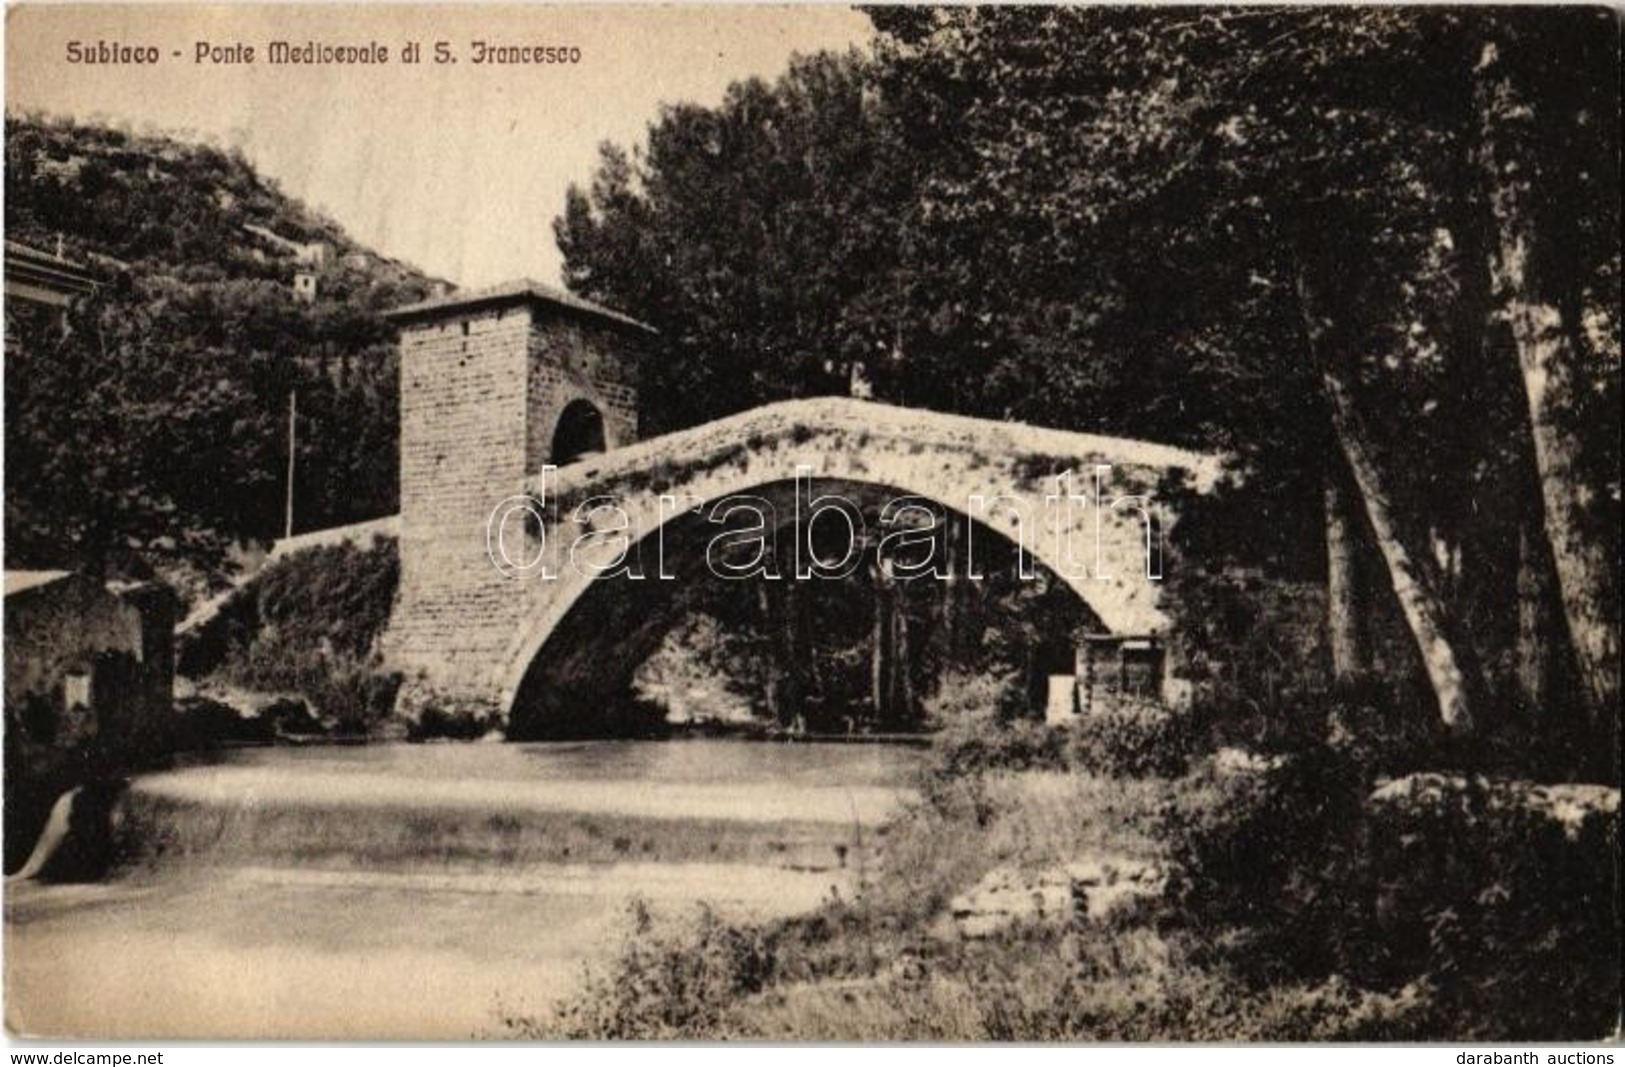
[3,2,1619,1044]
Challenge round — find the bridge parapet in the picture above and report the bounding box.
[544,397,1219,503]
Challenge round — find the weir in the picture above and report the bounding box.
[5,740,922,1039]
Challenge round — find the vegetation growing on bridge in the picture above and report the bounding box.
[180,536,401,737]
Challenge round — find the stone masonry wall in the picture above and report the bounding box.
[525,317,641,470]
[385,305,532,696]
[385,300,649,710]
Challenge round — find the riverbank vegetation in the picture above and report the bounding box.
[519,691,1618,1040]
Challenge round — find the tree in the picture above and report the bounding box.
[5,274,403,592]
[554,8,1619,759]
[555,51,916,434]
[1473,20,1621,731]
[862,6,1617,749]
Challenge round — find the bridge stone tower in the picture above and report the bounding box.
[382,281,655,717]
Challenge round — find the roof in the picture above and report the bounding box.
[4,240,89,272]
[383,278,656,335]
[4,570,171,601]
[4,241,98,307]
[3,570,74,597]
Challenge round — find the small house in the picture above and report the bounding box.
[1076,632,1167,716]
[3,570,177,757]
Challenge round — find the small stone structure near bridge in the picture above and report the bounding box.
[3,570,176,872]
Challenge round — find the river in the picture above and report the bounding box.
[4,739,926,1039]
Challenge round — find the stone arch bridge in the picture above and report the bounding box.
[383,394,1221,734]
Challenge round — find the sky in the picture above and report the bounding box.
[5,4,873,286]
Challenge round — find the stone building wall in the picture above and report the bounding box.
[3,573,175,753]
[4,571,176,870]
[388,304,532,692]
[525,316,642,471]
[382,283,652,707]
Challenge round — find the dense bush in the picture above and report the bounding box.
[1065,696,1197,779]
[932,716,1068,779]
[184,536,403,736]
[309,662,404,738]
[234,538,399,682]
[1158,738,1621,1040]
[405,696,501,742]
[926,673,1198,784]
[528,901,776,1039]
[1356,776,1620,1038]
[1157,744,1370,978]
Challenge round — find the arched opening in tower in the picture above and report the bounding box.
[551,399,608,465]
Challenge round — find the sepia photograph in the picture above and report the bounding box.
[1,1,1620,1048]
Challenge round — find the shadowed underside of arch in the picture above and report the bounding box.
[551,398,607,465]
[504,477,1103,738]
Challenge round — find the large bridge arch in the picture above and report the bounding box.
[501,475,1109,736]
[383,396,1221,730]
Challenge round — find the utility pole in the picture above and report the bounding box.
[284,389,297,540]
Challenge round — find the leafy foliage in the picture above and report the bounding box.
[557,6,1619,757]
[540,901,777,1040]
[4,116,439,589]
[1066,697,1195,779]
[1158,745,1620,1039]
[555,52,914,434]
[185,537,401,735]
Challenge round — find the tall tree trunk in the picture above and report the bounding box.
[756,582,781,725]
[1324,454,1370,685]
[892,582,914,726]
[871,558,890,722]
[1326,376,1478,733]
[1444,49,1514,705]
[1474,36,1622,723]
[781,578,806,727]
[1297,270,1479,733]
[1515,514,1559,717]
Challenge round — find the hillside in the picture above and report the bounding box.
[3,115,443,595]
[4,114,441,309]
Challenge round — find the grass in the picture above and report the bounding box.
[512,761,1189,1039]
[515,712,1618,1041]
